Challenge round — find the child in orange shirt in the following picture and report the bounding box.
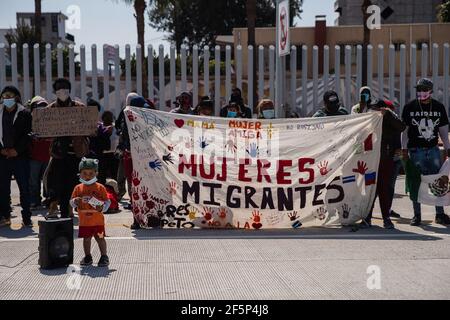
[70,158,110,267]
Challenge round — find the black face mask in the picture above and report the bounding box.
[326,102,340,113]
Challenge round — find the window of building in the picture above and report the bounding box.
[51,15,58,33]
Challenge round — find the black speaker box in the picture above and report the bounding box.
[38,218,74,269]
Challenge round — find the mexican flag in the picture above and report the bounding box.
[404,159,450,206]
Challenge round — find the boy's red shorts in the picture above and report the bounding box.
[78,226,106,238]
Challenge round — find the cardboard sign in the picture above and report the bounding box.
[32,107,99,137]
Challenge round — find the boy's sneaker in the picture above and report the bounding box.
[383,218,395,229]
[98,255,110,267]
[22,219,33,228]
[0,217,11,227]
[80,255,93,266]
[410,216,421,226]
[435,214,450,225]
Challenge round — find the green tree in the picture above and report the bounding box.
[5,24,79,79]
[438,1,450,22]
[148,0,303,49]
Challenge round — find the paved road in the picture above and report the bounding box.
[1,176,449,300]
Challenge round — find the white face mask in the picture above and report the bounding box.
[79,177,97,185]
[56,89,70,102]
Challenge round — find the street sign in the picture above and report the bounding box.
[277,0,290,57]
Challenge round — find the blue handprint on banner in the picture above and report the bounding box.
[149,159,162,171]
[246,142,259,158]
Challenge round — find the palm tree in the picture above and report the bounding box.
[119,0,147,49]
[119,0,148,94]
[34,0,42,44]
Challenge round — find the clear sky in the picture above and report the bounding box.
[0,0,337,65]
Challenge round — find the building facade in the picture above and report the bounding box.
[334,0,444,26]
[16,12,75,47]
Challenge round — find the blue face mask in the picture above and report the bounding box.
[79,177,97,185]
[227,111,237,118]
[262,109,275,119]
[3,98,16,109]
[361,93,370,103]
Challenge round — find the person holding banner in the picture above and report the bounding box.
[401,78,450,226]
[313,91,349,118]
[220,88,252,119]
[45,78,90,219]
[354,98,406,229]
[0,86,33,228]
[256,99,276,119]
[170,91,193,114]
[27,96,51,210]
[352,86,403,219]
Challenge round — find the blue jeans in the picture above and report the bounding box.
[0,157,32,221]
[409,147,445,218]
[29,160,48,205]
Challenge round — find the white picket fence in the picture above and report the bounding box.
[0,42,449,117]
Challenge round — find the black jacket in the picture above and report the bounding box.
[369,100,406,159]
[0,104,32,159]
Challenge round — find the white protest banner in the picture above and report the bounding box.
[125,107,383,229]
[418,159,450,206]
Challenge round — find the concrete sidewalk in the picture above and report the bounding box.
[1,176,449,300]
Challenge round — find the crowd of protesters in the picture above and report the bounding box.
[0,76,449,235]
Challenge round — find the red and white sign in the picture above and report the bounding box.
[277,0,290,56]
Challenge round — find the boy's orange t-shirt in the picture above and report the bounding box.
[71,183,108,227]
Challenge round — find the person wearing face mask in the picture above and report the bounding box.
[313,91,349,117]
[352,87,404,220]
[257,99,276,119]
[220,88,252,118]
[70,157,110,267]
[0,86,33,228]
[170,91,193,114]
[222,102,241,118]
[353,98,406,229]
[401,78,450,226]
[28,96,52,210]
[45,78,89,220]
[352,86,373,114]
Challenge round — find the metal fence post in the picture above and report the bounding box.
[399,44,406,113]
[215,45,221,115]
[193,45,199,108]
[290,45,297,114]
[323,45,329,93]
[204,46,210,96]
[302,45,308,115]
[80,45,86,104]
[92,44,98,101]
[148,45,154,101]
[22,44,30,102]
[170,45,176,106]
[45,44,52,101]
[344,45,351,109]
[158,44,165,110]
[33,44,40,97]
[125,44,131,95]
[136,44,142,95]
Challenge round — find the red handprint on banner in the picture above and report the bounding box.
[202,207,213,221]
[141,186,149,201]
[251,210,262,229]
[317,161,332,176]
[132,171,142,186]
[352,161,368,175]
